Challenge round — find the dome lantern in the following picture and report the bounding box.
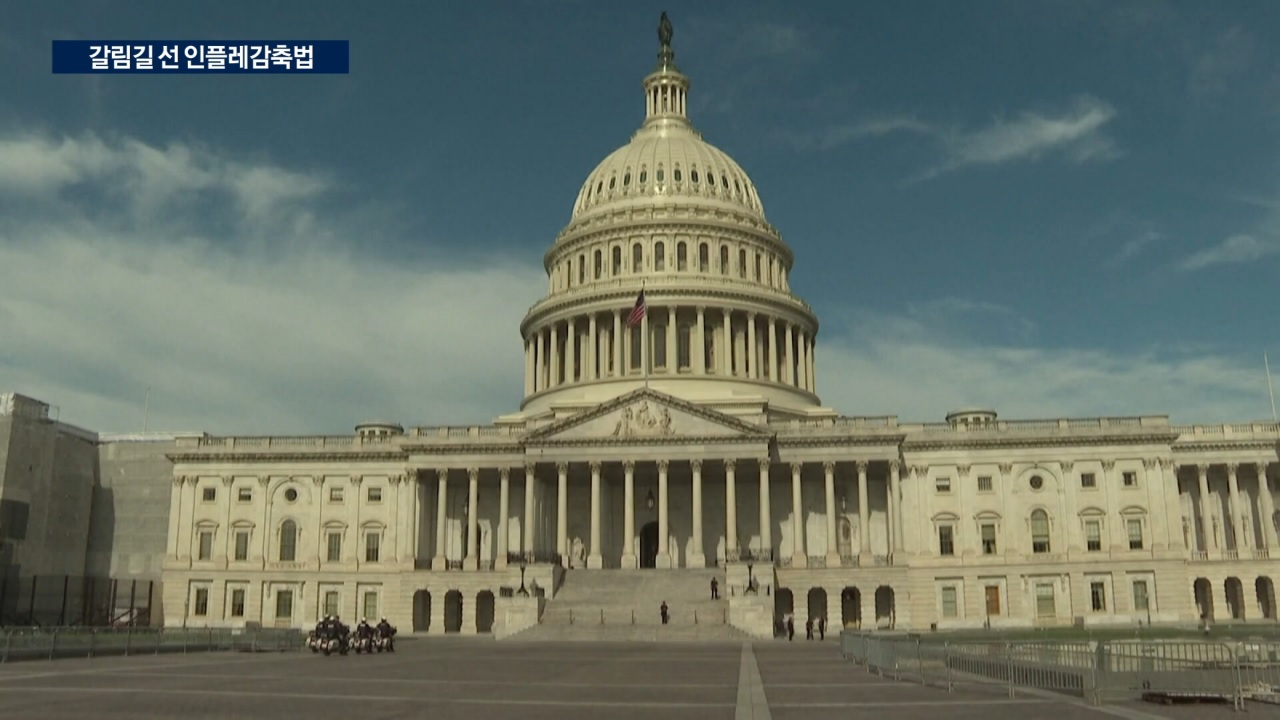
[643,12,691,129]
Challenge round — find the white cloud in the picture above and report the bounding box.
[0,129,1267,437]
[1179,233,1280,270]
[1109,228,1162,268]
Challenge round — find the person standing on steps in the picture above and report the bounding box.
[805,616,814,640]
[710,577,719,599]
[660,601,669,625]
[818,616,826,641]
[786,614,795,641]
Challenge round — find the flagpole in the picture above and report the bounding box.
[1266,352,1277,423]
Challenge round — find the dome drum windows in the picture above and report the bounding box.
[676,241,687,271]
[612,246,622,275]
[654,242,666,271]
[673,166,683,183]
[632,243,643,272]
[690,168,700,185]
[719,246,729,275]
[698,243,709,273]
[639,168,647,185]
[594,249,603,280]
[623,171,631,187]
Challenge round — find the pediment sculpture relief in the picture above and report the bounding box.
[612,401,674,438]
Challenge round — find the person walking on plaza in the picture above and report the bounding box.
[818,616,826,641]
[805,617,814,640]
[786,614,795,641]
[710,577,719,599]
[660,601,669,625]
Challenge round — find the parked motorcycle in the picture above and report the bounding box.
[375,624,397,652]
[351,634,374,654]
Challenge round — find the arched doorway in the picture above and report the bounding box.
[1193,578,1214,621]
[875,586,895,629]
[807,587,827,624]
[1257,577,1277,620]
[1225,577,1246,620]
[412,590,432,632]
[640,522,659,568]
[774,587,794,637]
[475,590,495,633]
[444,590,463,633]
[840,587,860,628]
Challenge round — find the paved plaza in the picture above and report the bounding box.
[0,638,1249,719]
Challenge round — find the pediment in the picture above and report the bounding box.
[526,389,770,444]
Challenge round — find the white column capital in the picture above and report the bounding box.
[690,458,702,473]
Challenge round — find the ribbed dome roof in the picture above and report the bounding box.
[570,126,767,221]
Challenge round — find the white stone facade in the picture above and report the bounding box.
[160,21,1280,636]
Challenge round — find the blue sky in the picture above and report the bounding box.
[1,1,1278,434]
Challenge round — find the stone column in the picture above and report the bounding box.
[556,462,569,563]
[690,460,705,567]
[889,461,902,553]
[746,312,758,379]
[1258,463,1278,550]
[1160,459,1185,551]
[1196,464,1214,551]
[857,461,871,555]
[758,458,772,558]
[666,306,677,372]
[565,318,577,383]
[694,306,706,375]
[725,460,738,561]
[720,309,732,375]
[807,333,817,394]
[613,309,623,378]
[524,461,535,558]
[549,323,560,387]
[588,461,603,569]
[524,339,534,395]
[537,329,547,390]
[166,476,184,558]
[767,317,778,382]
[823,461,839,566]
[465,467,479,571]
[588,313,598,381]
[798,332,809,391]
[432,470,448,569]
[496,468,510,570]
[784,323,795,386]
[790,463,806,567]
[622,461,637,568]
[1227,463,1246,551]
[657,460,671,568]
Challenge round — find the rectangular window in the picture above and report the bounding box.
[1090,581,1107,611]
[275,590,293,619]
[629,326,642,370]
[202,487,216,502]
[977,475,993,492]
[229,589,245,617]
[327,532,343,562]
[941,586,958,618]
[237,487,252,502]
[365,532,381,562]
[1127,519,1144,550]
[193,587,209,616]
[676,325,691,370]
[198,531,213,561]
[1122,471,1137,487]
[938,525,955,556]
[367,487,382,503]
[981,524,997,555]
[653,325,667,368]
[363,591,378,620]
[1035,583,1056,618]
[329,487,344,503]
[935,477,951,493]
[1085,520,1102,552]
[984,586,1001,616]
[234,531,249,561]
[1080,473,1096,488]
[324,590,339,618]
[1132,581,1150,611]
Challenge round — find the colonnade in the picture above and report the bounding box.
[423,459,892,571]
[1188,462,1278,555]
[522,304,817,395]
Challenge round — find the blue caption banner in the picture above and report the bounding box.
[52,40,349,74]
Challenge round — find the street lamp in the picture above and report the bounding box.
[518,560,529,596]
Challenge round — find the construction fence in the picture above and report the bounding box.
[841,631,1280,710]
[0,626,305,663]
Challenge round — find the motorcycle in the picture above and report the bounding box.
[374,628,396,652]
[351,634,374,654]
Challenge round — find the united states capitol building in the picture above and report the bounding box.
[3,19,1279,640]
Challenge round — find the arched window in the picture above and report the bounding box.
[279,520,298,562]
[677,242,687,271]
[707,172,715,188]
[657,166,665,183]
[608,175,616,190]
[754,253,762,281]
[698,243,709,273]
[632,243,643,272]
[623,171,631,187]
[594,249,602,280]
[738,249,747,279]
[578,254,585,285]
[639,168,648,186]
[611,246,622,276]
[691,168,700,184]
[654,242,665,271]
[719,246,729,275]
[674,166,683,183]
[1030,510,1051,554]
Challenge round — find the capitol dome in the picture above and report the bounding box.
[517,15,823,419]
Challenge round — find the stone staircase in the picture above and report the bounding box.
[511,568,748,641]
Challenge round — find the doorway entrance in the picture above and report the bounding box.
[640,522,659,568]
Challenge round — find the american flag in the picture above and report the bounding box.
[626,289,646,327]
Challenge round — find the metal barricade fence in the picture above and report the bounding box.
[0,626,304,663]
[838,631,1280,710]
